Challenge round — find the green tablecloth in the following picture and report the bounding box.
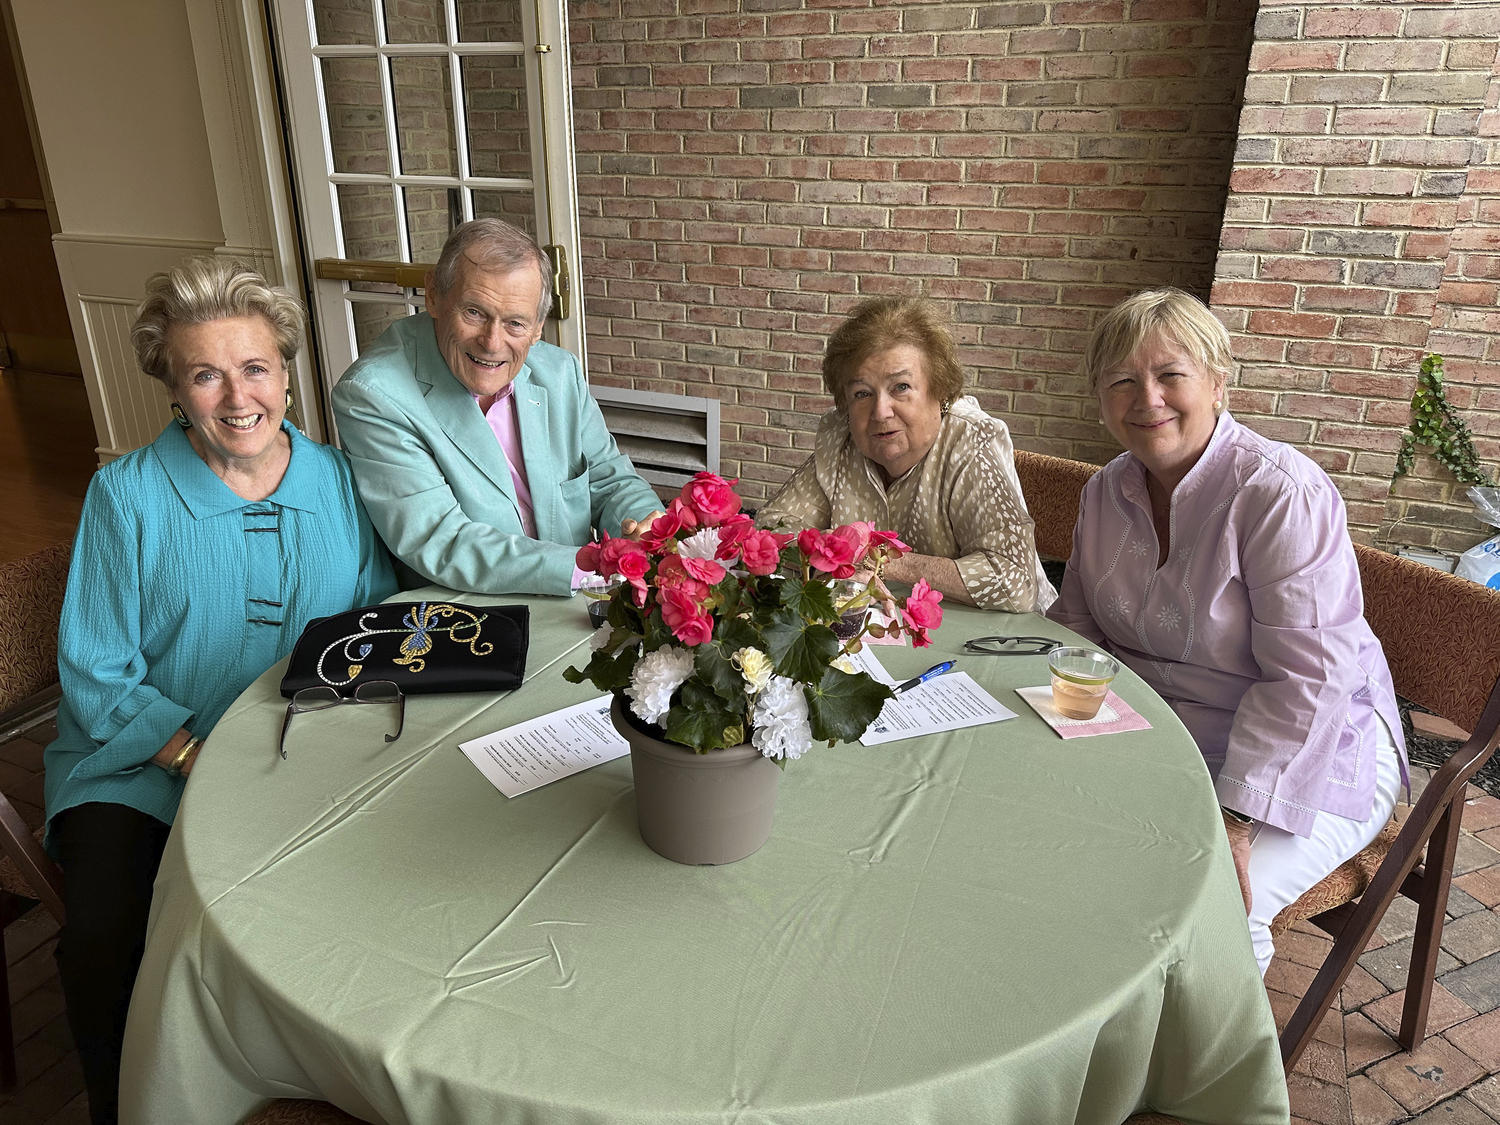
[120,589,1288,1125]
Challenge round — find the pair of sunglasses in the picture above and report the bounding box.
[279,680,405,759]
[962,636,1063,656]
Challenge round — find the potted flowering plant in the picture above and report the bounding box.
[564,472,944,864]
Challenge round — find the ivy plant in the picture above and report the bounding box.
[1393,354,1493,486]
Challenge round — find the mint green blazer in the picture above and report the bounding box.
[332,313,661,596]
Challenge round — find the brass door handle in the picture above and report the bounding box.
[314,258,433,288]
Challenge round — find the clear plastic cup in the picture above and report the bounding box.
[1047,647,1119,720]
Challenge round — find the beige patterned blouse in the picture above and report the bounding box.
[757,397,1057,612]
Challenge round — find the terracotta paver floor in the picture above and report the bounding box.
[1275,766,1500,1125]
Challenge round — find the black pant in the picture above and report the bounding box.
[52,803,172,1125]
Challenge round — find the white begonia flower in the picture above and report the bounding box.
[626,645,696,726]
[751,675,813,761]
[733,647,774,695]
[589,623,616,651]
[676,527,722,561]
[831,653,857,675]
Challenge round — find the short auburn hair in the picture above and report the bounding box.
[1084,287,1232,395]
[821,297,965,411]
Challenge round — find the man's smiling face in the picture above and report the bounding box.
[425,253,546,396]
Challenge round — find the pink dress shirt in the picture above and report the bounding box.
[1047,412,1406,838]
[474,386,538,539]
[475,388,590,590]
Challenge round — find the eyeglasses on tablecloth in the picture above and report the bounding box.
[962,636,1064,656]
[279,680,406,758]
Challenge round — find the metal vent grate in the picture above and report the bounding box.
[589,385,721,502]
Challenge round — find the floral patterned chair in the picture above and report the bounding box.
[1275,544,1500,1069]
[0,542,70,1090]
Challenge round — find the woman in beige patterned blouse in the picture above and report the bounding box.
[757,297,1055,612]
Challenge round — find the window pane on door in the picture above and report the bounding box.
[405,186,461,261]
[321,57,389,175]
[473,189,536,235]
[336,183,401,260]
[351,302,415,355]
[462,56,530,179]
[457,0,523,44]
[390,56,458,178]
[313,0,376,45]
[383,0,446,44]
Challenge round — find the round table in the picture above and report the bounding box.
[120,587,1288,1125]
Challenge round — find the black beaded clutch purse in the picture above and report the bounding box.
[279,600,529,698]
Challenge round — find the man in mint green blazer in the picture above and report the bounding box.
[333,221,662,596]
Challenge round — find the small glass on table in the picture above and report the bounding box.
[1046,647,1119,720]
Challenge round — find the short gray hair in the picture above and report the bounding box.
[132,257,304,387]
[430,219,552,323]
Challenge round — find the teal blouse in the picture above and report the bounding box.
[44,422,397,848]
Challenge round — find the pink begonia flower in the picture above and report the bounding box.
[829,523,871,566]
[659,587,714,646]
[798,528,857,574]
[680,472,741,527]
[576,540,603,574]
[615,550,650,582]
[901,579,944,648]
[667,497,700,533]
[641,508,684,552]
[714,514,755,562]
[680,555,727,586]
[654,554,709,599]
[600,536,648,578]
[740,530,791,576]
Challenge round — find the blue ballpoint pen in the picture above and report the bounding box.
[892,660,957,696]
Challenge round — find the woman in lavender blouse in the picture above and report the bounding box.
[1048,288,1406,974]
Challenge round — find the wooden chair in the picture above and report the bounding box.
[241,1098,373,1124]
[0,543,70,1090]
[1013,449,1100,562]
[1276,545,1500,1070]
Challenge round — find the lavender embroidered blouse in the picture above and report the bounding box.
[1047,412,1405,838]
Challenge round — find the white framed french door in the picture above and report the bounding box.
[268,0,585,409]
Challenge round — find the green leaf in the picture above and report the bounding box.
[779,572,838,622]
[695,642,744,705]
[715,614,761,654]
[762,609,840,684]
[563,644,639,692]
[662,679,746,751]
[805,665,893,745]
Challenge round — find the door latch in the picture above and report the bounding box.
[544,244,570,321]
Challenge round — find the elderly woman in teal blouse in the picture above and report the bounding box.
[45,258,395,1125]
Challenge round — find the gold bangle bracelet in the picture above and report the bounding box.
[167,736,200,779]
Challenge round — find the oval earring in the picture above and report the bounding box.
[1213,399,1224,413]
[285,389,294,412]
[170,403,192,429]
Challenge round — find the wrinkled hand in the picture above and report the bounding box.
[1222,812,1253,914]
[620,510,665,540]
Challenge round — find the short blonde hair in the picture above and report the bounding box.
[1084,287,1232,395]
[822,297,964,410]
[132,257,304,386]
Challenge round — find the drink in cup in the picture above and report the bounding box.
[1046,647,1119,720]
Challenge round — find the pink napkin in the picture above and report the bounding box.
[1015,686,1153,739]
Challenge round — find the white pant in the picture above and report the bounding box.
[1245,718,1403,975]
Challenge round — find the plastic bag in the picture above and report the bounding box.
[1455,487,1500,589]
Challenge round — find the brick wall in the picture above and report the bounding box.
[569,0,1257,503]
[1205,1,1500,550]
